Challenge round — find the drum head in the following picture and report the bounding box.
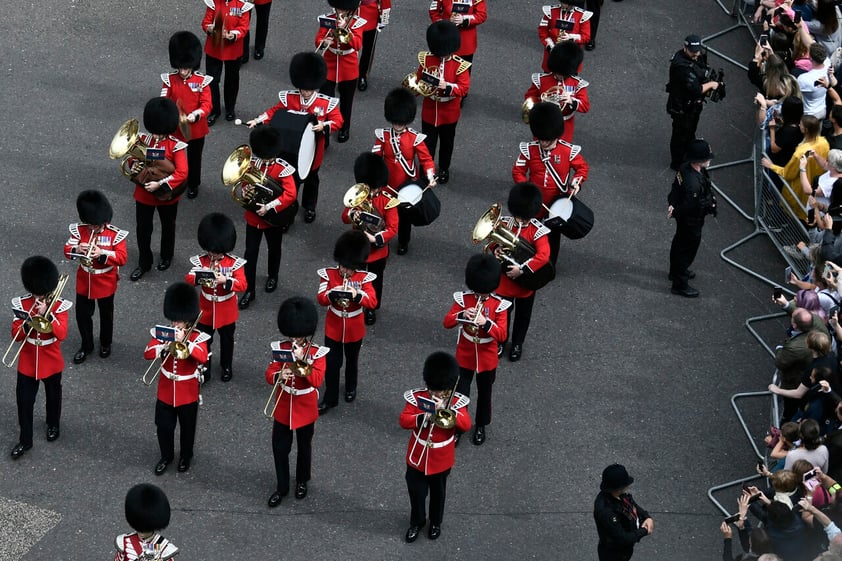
[552,197,573,220]
[398,183,424,206]
[297,127,316,180]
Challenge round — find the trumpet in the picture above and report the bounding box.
[198,259,220,289]
[78,228,101,268]
[142,312,203,386]
[462,296,487,337]
[315,14,353,56]
[334,275,352,310]
[408,375,461,468]
[2,274,69,369]
[263,339,314,419]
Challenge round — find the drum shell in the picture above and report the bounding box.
[397,183,441,227]
[544,195,593,240]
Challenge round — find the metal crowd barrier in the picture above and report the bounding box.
[704,0,756,71]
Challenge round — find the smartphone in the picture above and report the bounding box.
[758,459,767,471]
[760,34,769,46]
[773,287,783,299]
[723,513,742,524]
[785,266,793,283]
[804,468,818,481]
[795,11,802,24]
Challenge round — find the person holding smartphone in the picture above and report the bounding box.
[593,464,653,561]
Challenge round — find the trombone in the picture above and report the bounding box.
[142,312,203,386]
[2,274,70,369]
[462,296,487,337]
[315,14,353,56]
[408,375,461,467]
[263,339,314,419]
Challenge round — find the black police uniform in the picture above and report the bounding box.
[666,49,708,170]
[668,162,715,292]
[593,491,651,561]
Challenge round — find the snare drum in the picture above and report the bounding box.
[543,195,594,239]
[397,182,441,226]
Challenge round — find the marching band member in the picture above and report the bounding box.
[316,231,377,412]
[374,88,437,256]
[144,282,209,475]
[524,41,589,144]
[537,0,592,72]
[413,21,471,185]
[202,0,252,125]
[241,0,272,62]
[64,190,128,365]
[185,213,246,383]
[9,256,71,459]
[238,126,298,310]
[443,254,508,446]
[492,183,551,363]
[114,484,178,561]
[128,97,188,282]
[315,0,366,143]
[513,102,589,268]
[399,352,471,542]
[264,297,328,507]
[161,31,213,200]
[247,52,343,225]
[357,0,392,91]
[342,152,398,325]
[429,0,487,70]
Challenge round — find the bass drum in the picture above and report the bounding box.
[397,182,441,226]
[544,195,594,240]
[269,110,316,179]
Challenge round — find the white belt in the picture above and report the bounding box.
[282,385,315,396]
[421,435,454,449]
[328,47,355,55]
[162,368,200,382]
[201,291,236,303]
[81,264,113,275]
[432,96,455,102]
[329,306,363,318]
[26,336,56,347]
[459,327,493,345]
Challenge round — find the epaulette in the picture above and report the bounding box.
[11,296,25,312]
[279,90,290,104]
[203,0,214,9]
[325,96,340,112]
[453,55,471,74]
[111,227,130,245]
[453,291,467,306]
[270,340,285,352]
[531,72,546,88]
[568,143,582,160]
[450,392,470,409]
[54,299,73,314]
[193,332,211,344]
[171,138,188,151]
[574,77,589,90]
[312,345,330,359]
[199,73,213,88]
[161,72,175,87]
[495,298,512,312]
[519,141,535,159]
[542,5,553,18]
[404,388,423,405]
[231,257,246,270]
[374,128,385,142]
[241,2,255,13]
[351,15,367,29]
[317,267,331,281]
[410,129,427,145]
[69,223,81,238]
[418,51,431,66]
[274,160,296,177]
[577,8,593,22]
[530,219,551,239]
[361,271,378,283]
[189,255,203,268]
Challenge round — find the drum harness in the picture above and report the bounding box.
[389,129,416,177]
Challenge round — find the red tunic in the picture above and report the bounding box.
[512,140,589,215]
[202,0,252,61]
[429,0,488,56]
[129,133,188,207]
[537,5,592,72]
[316,267,378,342]
[443,291,509,372]
[372,127,436,188]
[257,91,343,171]
[185,254,247,329]
[341,190,398,262]
[114,532,178,561]
[11,296,71,379]
[525,72,590,144]
[491,217,551,299]
[359,0,392,32]
[242,157,297,229]
[160,71,213,142]
[400,389,471,475]
[64,223,129,300]
[416,52,471,126]
[144,330,209,407]
[264,340,328,429]
[315,13,366,83]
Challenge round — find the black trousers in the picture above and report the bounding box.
[406,465,450,527]
[366,257,387,310]
[320,79,357,133]
[16,372,62,447]
[359,28,378,80]
[244,224,284,293]
[547,228,562,269]
[323,337,363,406]
[197,322,235,371]
[76,293,115,352]
[502,293,536,346]
[272,420,314,495]
[155,399,198,462]
[422,121,458,172]
[397,206,414,246]
[670,111,701,168]
[598,543,635,561]
[456,366,496,427]
[242,2,272,55]
[669,219,703,289]
[135,201,178,271]
[186,137,205,190]
[205,55,242,115]
[301,166,321,211]
[586,0,602,41]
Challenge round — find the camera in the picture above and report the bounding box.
[704,68,726,102]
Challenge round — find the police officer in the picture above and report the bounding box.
[666,34,720,171]
[593,464,653,561]
[667,139,717,298]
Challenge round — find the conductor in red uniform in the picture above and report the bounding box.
[9,256,72,459]
[443,254,508,446]
[357,0,392,91]
[400,352,471,542]
[185,213,246,383]
[202,0,252,124]
[64,190,128,365]
[114,484,179,561]
[144,282,210,475]
[264,297,328,507]
[537,1,592,72]
[429,0,487,68]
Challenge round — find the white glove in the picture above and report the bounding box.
[380,8,391,26]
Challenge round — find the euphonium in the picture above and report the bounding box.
[521,85,567,124]
[109,119,151,180]
[222,145,289,226]
[2,274,70,369]
[343,183,383,235]
[402,66,440,98]
[471,203,537,266]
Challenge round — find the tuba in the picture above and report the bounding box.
[343,183,399,235]
[109,119,181,200]
[521,85,568,124]
[222,145,296,227]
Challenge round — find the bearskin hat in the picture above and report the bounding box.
[21,256,59,296]
[169,31,202,70]
[507,182,543,219]
[289,52,328,90]
[125,484,171,533]
[76,190,113,225]
[426,21,461,57]
[561,0,585,7]
[163,282,199,322]
[548,41,584,77]
[384,88,417,125]
[529,102,565,141]
[333,231,370,270]
[328,0,361,10]
[277,296,318,337]
[197,213,236,254]
[143,97,179,135]
[353,152,389,189]
[423,351,459,391]
[250,125,284,160]
[465,254,502,294]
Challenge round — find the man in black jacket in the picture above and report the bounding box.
[593,464,653,561]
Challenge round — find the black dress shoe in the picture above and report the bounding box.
[344,390,356,403]
[397,244,409,256]
[207,113,220,127]
[154,458,171,476]
[509,344,523,362]
[239,291,255,310]
[497,343,504,357]
[177,457,191,472]
[46,426,60,442]
[304,209,317,223]
[221,367,233,382]
[187,186,199,199]
[337,129,350,143]
[428,525,441,540]
[318,403,336,415]
[156,259,171,272]
[671,285,700,298]
[668,270,695,281]
[295,482,308,499]
[73,349,89,365]
[130,267,149,282]
[585,40,595,51]
[358,77,368,91]
[254,49,264,60]
[265,277,278,293]
[226,112,236,122]
[437,169,449,184]
[239,55,249,65]
[10,443,31,459]
[405,524,425,543]
[99,345,111,359]
[364,309,376,325]
[268,491,284,508]
[472,425,486,446]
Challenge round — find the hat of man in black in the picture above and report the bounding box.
[143,98,179,135]
[600,464,634,492]
[289,52,328,90]
[163,282,199,322]
[684,34,702,53]
[684,139,714,163]
[169,31,202,70]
